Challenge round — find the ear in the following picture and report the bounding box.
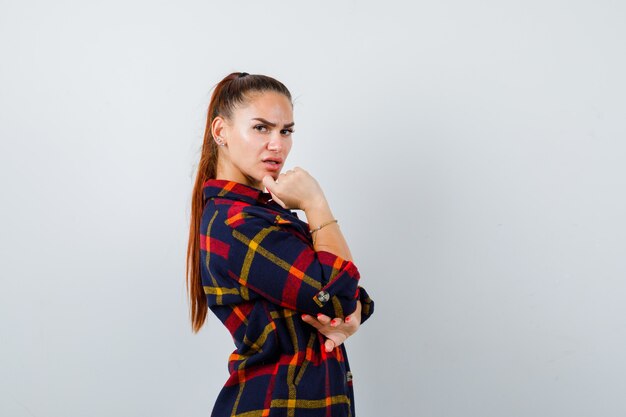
[211,116,228,145]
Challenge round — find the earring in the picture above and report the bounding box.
[215,138,225,147]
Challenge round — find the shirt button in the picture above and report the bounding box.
[346,371,353,382]
[316,290,330,303]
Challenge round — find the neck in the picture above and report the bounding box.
[215,157,263,191]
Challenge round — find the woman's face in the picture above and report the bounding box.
[215,91,294,190]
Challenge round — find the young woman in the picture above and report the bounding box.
[186,72,374,417]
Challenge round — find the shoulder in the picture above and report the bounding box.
[203,197,281,230]
[207,198,312,244]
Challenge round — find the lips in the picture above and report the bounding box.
[262,157,283,171]
[262,157,283,165]
[262,156,283,171]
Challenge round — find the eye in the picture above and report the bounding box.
[281,129,295,136]
[253,124,268,132]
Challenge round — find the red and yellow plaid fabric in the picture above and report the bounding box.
[200,179,374,417]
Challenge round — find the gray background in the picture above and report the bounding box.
[1,0,625,416]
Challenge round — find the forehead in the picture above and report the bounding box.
[233,91,293,121]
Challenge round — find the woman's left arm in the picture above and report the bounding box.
[302,285,374,352]
[301,299,365,353]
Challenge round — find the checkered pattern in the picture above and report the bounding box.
[200,179,374,417]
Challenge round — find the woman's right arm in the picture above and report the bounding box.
[261,168,374,352]
[263,168,374,325]
[263,167,352,261]
[221,207,361,319]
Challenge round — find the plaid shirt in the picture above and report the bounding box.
[200,179,374,417]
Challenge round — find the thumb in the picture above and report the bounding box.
[324,338,336,353]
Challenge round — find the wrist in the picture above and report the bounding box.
[302,195,330,213]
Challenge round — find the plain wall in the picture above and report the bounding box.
[1,0,626,416]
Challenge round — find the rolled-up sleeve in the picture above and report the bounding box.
[356,285,375,324]
[225,211,361,318]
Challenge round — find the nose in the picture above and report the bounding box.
[267,134,283,152]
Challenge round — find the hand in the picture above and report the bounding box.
[301,301,362,353]
[262,167,327,211]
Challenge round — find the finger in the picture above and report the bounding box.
[345,318,359,330]
[345,301,362,324]
[316,314,331,325]
[324,338,335,353]
[262,175,277,192]
[345,313,358,324]
[330,318,342,327]
[263,175,287,208]
[301,314,324,330]
[270,193,287,208]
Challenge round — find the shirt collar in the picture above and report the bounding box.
[202,178,277,207]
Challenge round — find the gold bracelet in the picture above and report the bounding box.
[310,219,338,235]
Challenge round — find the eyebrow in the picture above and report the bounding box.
[251,118,295,128]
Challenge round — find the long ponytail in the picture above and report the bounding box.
[186,72,292,332]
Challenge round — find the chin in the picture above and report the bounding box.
[262,171,279,180]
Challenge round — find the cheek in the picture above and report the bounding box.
[285,139,294,154]
[232,131,258,158]
[241,141,264,163]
